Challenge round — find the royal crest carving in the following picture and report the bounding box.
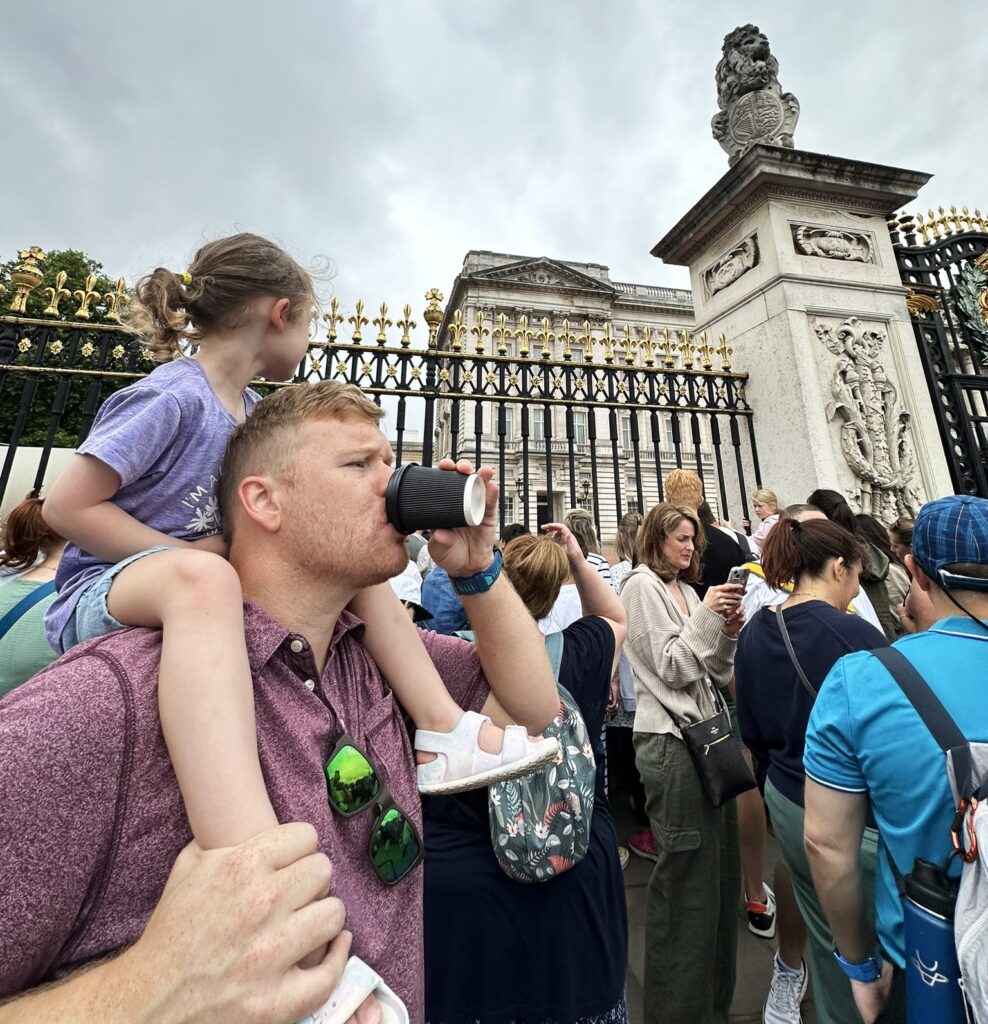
[814,316,920,521]
[711,25,800,166]
[793,226,873,263]
[703,235,759,297]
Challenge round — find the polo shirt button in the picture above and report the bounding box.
[304,679,316,691]
[290,639,304,653]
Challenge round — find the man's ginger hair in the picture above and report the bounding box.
[663,469,704,511]
[219,380,384,540]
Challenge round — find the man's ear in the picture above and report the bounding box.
[905,552,932,593]
[237,474,284,535]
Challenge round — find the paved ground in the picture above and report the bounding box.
[612,789,817,1024]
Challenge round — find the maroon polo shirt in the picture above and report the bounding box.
[0,602,489,1022]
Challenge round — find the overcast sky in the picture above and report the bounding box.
[3,2,985,317]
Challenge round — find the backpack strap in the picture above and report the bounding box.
[543,630,564,683]
[772,604,818,700]
[0,579,56,642]
[870,647,974,803]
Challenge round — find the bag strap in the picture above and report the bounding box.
[543,630,564,683]
[772,604,818,700]
[870,647,974,802]
[0,580,56,643]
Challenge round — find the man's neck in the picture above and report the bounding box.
[238,565,356,676]
[930,589,988,632]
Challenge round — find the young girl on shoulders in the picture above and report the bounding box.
[43,232,556,859]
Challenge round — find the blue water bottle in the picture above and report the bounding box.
[902,859,967,1023]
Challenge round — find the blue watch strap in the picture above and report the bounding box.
[833,949,883,983]
[450,551,503,596]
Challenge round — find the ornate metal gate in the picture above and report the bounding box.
[890,206,988,497]
[2,245,763,539]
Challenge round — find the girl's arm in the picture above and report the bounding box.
[44,454,219,562]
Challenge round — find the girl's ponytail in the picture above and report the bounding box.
[761,515,867,591]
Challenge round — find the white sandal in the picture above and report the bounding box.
[416,710,560,795]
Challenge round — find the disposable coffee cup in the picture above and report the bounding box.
[385,464,486,534]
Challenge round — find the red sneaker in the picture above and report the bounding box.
[628,827,658,862]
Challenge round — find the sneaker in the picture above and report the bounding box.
[763,954,807,1024]
[628,827,658,862]
[746,882,777,939]
[617,846,630,871]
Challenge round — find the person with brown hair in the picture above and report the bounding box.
[423,524,628,1024]
[42,234,553,875]
[0,493,66,697]
[888,517,913,565]
[620,502,745,1024]
[564,507,613,585]
[0,379,560,1019]
[735,518,887,1024]
[808,489,903,641]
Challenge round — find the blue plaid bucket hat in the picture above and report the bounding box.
[913,495,988,592]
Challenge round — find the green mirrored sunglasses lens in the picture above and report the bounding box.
[370,807,421,885]
[325,744,380,814]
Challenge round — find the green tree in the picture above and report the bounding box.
[1,248,143,449]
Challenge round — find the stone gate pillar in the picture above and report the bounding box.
[651,144,954,520]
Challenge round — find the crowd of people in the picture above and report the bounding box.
[1,232,986,1024]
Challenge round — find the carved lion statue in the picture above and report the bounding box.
[714,25,779,111]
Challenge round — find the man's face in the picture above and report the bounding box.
[280,415,408,588]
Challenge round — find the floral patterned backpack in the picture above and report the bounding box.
[487,630,597,883]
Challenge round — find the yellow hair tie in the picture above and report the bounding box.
[179,271,192,285]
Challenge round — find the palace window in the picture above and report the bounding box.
[573,410,588,445]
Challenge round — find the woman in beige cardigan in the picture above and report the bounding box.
[621,503,745,1024]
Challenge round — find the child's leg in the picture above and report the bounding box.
[106,548,277,848]
[350,583,558,793]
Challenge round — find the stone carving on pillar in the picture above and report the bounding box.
[711,25,800,166]
[814,316,920,521]
[793,226,873,263]
[702,234,759,297]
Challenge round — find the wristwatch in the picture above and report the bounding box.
[450,551,503,596]
[833,949,883,983]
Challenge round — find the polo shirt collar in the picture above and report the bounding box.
[928,615,988,641]
[242,601,366,675]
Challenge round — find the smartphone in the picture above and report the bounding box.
[727,566,750,592]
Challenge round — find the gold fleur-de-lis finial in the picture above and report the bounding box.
[493,312,509,354]
[423,288,444,349]
[536,317,555,358]
[373,302,393,344]
[103,277,128,323]
[396,304,415,347]
[348,300,369,341]
[639,325,655,366]
[447,309,467,351]
[599,322,616,364]
[580,320,596,363]
[471,310,489,355]
[678,329,697,367]
[659,327,676,367]
[43,270,72,316]
[73,272,101,320]
[9,246,47,313]
[324,296,344,340]
[513,314,531,357]
[698,330,714,369]
[558,318,576,360]
[622,323,637,365]
[714,332,733,371]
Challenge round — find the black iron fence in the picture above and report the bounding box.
[1,248,762,538]
[889,206,988,497]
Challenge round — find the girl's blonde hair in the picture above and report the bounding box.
[502,534,569,621]
[752,488,779,511]
[636,503,705,583]
[613,511,643,564]
[564,507,601,557]
[125,232,315,360]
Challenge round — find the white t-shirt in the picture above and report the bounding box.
[538,583,583,635]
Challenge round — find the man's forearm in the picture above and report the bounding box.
[805,838,875,960]
[461,575,558,731]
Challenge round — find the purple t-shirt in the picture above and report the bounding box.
[46,358,259,650]
[0,604,489,1022]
